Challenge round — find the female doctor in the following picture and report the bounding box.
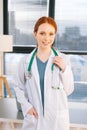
[14,16,74,130]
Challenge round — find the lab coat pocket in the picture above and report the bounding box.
[22,114,37,130]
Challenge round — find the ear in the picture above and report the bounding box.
[34,32,37,38]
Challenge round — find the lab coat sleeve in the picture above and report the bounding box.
[14,56,33,117]
[60,54,74,96]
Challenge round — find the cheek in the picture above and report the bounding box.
[51,36,55,42]
[35,34,42,39]
[37,37,42,41]
[35,36,40,41]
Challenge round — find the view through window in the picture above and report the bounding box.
[55,0,87,102]
[55,0,87,51]
[8,0,48,45]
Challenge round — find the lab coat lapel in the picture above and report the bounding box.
[44,50,54,96]
[32,56,42,101]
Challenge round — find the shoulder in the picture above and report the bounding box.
[19,48,36,64]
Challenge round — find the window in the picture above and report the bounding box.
[55,0,87,51]
[4,52,26,97]
[68,54,87,102]
[4,0,49,97]
[4,0,87,102]
[8,0,48,45]
[55,0,87,102]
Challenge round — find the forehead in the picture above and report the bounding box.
[38,23,55,32]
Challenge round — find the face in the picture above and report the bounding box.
[34,23,56,49]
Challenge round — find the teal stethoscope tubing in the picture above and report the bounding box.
[27,47,59,75]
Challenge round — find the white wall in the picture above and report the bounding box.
[0,0,3,34]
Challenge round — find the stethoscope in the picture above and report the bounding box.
[27,47,61,89]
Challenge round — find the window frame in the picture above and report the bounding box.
[3,0,87,103]
[3,0,87,55]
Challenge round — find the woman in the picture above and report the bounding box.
[14,16,74,130]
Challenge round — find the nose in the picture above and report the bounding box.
[44,34,49,40]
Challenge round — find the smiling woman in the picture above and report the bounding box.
[2,1,87,130]
[14,16,74,130]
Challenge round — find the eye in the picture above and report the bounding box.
[49,33,54,36]
[40,32,45,35]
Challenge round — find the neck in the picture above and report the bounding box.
[36,47,51,62]
[38,47,51,53]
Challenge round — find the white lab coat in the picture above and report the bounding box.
[14,49,74,130]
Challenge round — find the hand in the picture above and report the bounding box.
[53,56,66,72]
[27,107,38,119]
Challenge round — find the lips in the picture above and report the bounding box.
[42,41,50,45]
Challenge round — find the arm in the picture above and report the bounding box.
[53,53,74,96]
[60,62,74,96]
[14,56,33,117]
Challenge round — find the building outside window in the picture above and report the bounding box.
[55,0,87,51]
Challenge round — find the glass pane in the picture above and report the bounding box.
[4,53,26,97]
[8,0,48,45]
[4,53,25,97]
[55,0,87,51]
[68,54,87,102]
[4,53,87,102]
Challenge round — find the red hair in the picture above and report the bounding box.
[34,16,57,33]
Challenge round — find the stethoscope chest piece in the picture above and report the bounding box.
[28,72,32,78]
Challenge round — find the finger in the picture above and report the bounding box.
[33,111,38,119]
